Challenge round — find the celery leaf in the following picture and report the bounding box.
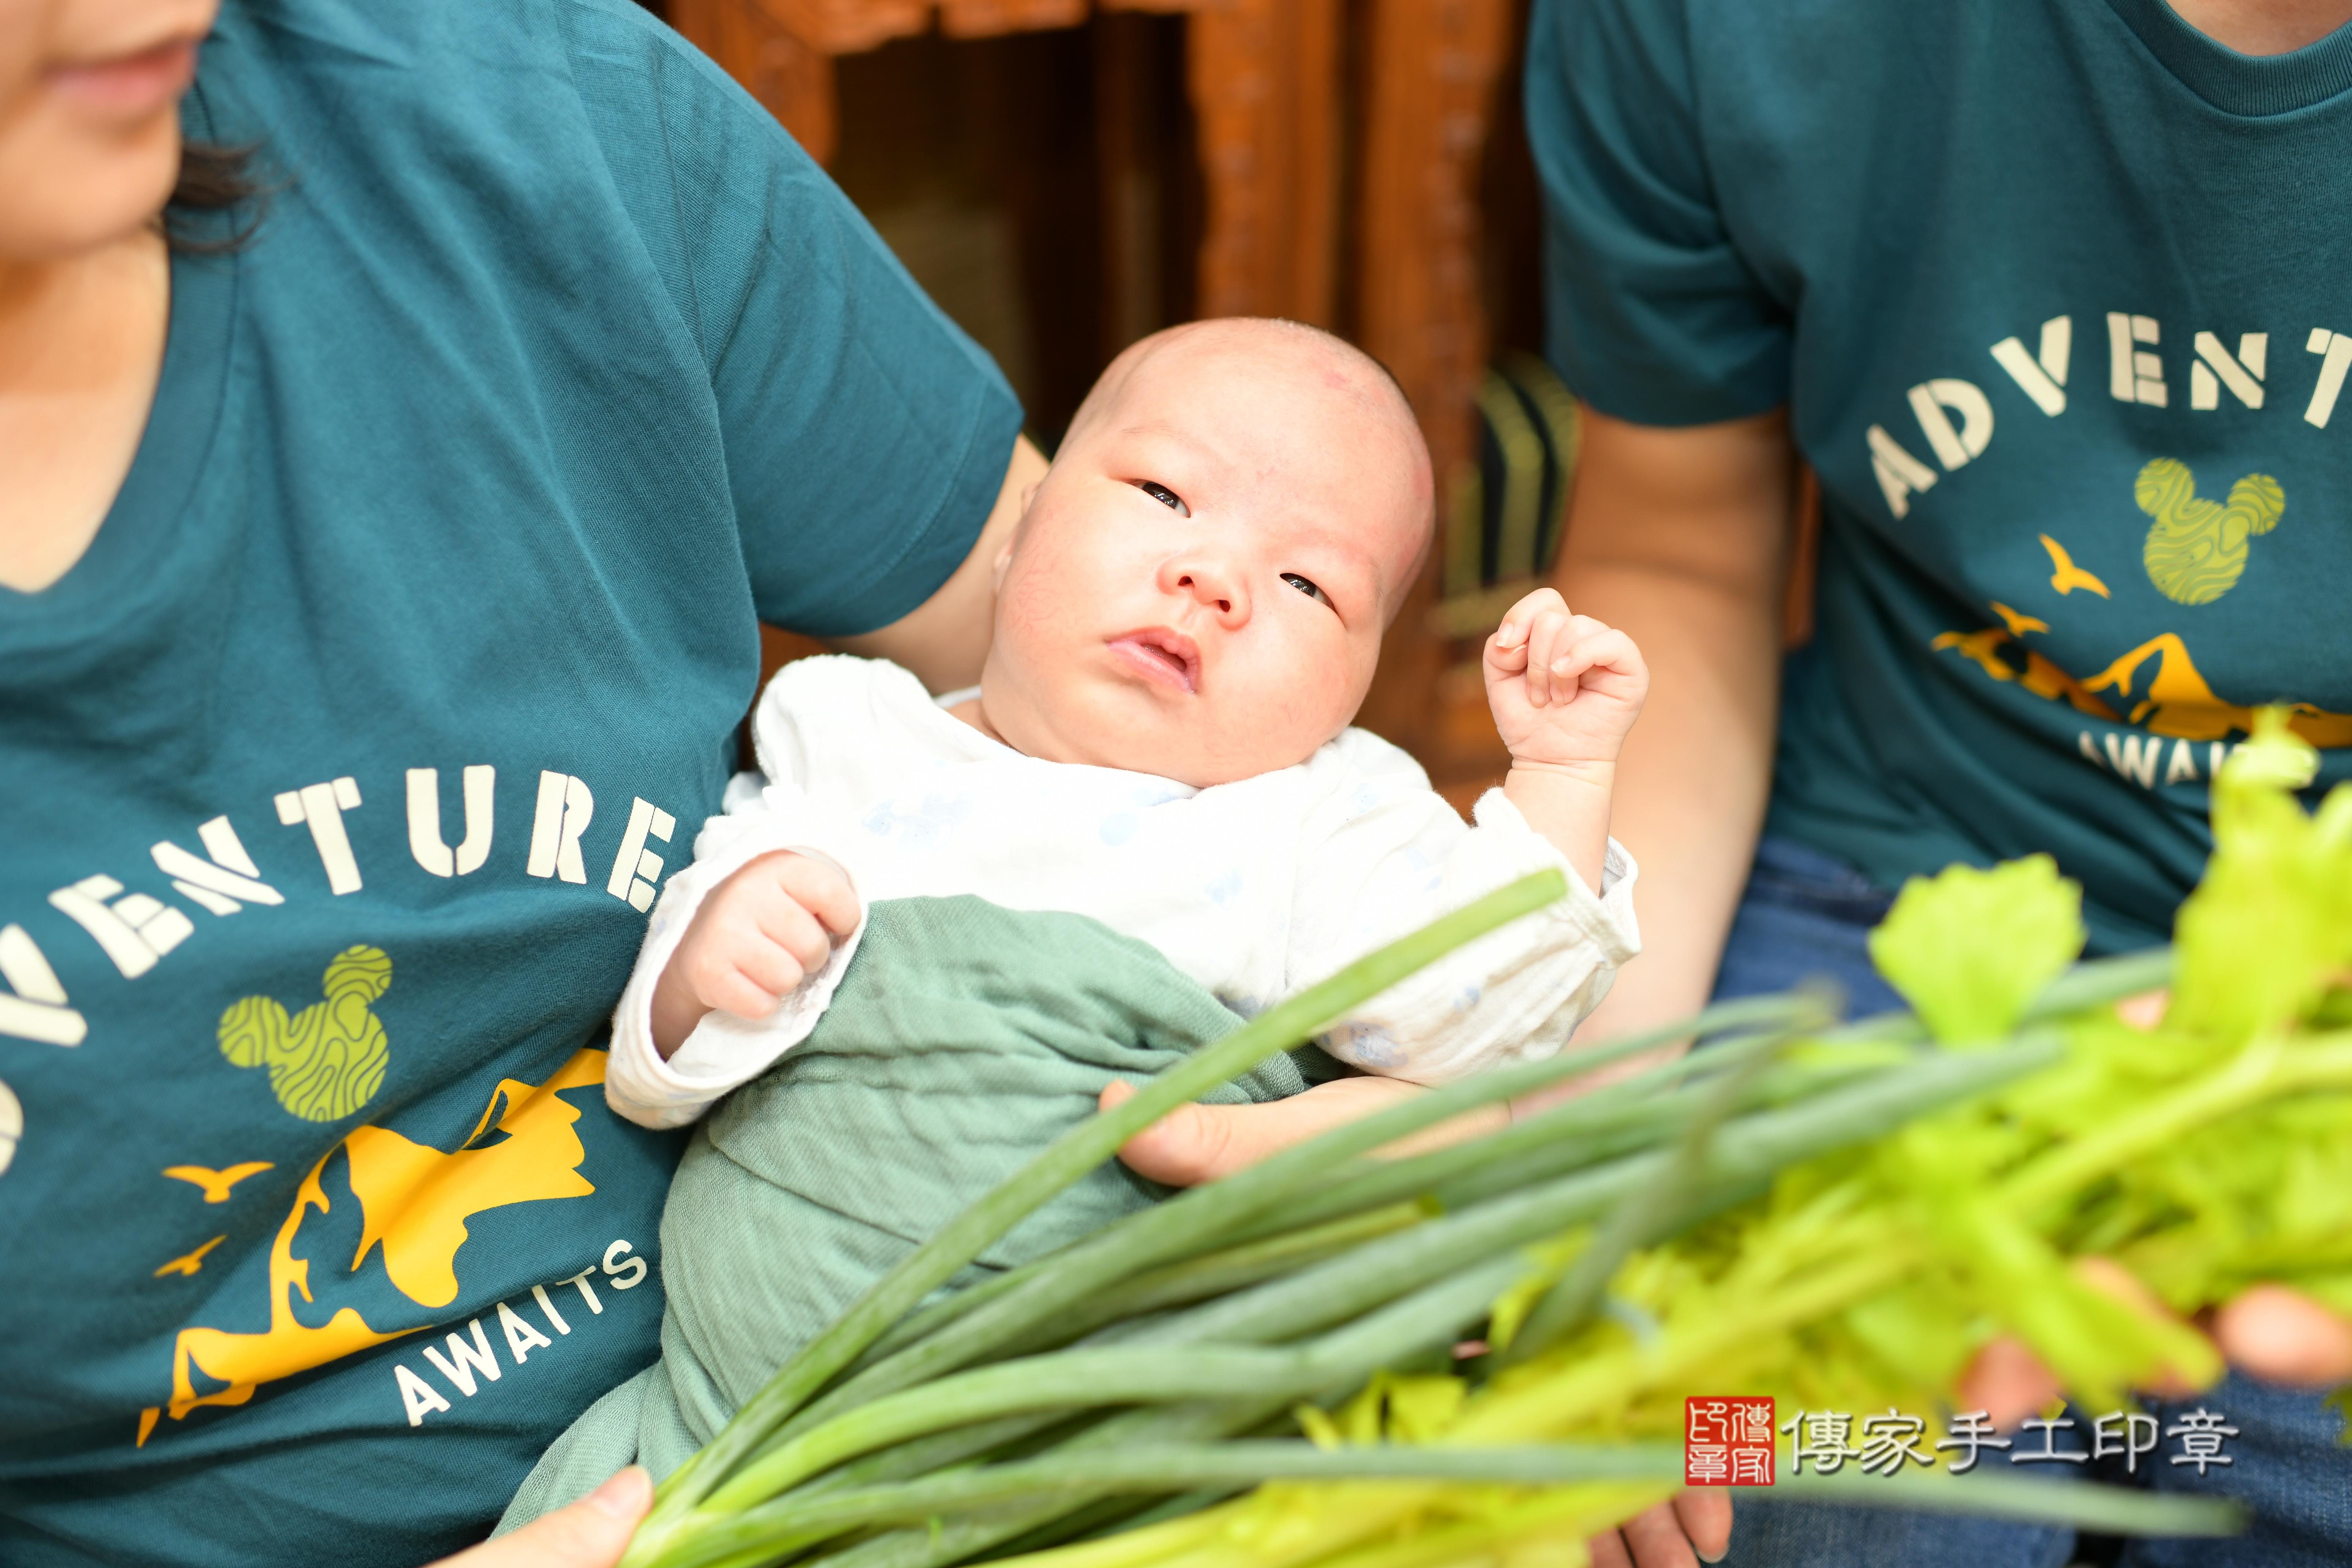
[1868,857,2085,1045]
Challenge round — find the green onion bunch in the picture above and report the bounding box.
[619,714,2352,1568]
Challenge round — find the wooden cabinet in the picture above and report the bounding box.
[693,0,1529,793]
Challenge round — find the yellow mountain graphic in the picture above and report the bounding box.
[137,1046,607,1445]
[2085,634,2352,746]
[1935,624,2352,748]
[1930,629,2118,720]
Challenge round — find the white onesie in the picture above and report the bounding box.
[605,656,1640,1129]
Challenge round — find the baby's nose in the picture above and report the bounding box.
[1175,572,1234,614]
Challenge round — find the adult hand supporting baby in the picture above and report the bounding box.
[1102,1075,1471,1186]
[650,850,861,1058]
[427,1468,650,1568]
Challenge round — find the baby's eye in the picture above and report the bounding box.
[1282,573,1331,607]
[1136,481,1189,517]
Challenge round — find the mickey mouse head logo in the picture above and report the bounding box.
[217,946,392,1121]
[2137,458,2284,607]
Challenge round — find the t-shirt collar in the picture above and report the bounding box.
[2104,0,2352,115]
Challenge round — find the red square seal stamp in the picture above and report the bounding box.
[1686,1397,1775,1486]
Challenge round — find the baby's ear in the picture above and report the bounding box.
[994,480,1043,585]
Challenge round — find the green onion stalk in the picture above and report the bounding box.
[621,716,2352,1568]
[628,871,1584,1562]
[998,1024,2349,1568]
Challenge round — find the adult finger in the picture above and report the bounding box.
[1585,1526,1637,1568]
[430,1467,650,1567]
[1103,1075,1426,1186]
[1673,1491,1731,1563]
[1956,1334,2066,1430]
[2071,1255,2205,1397]
[1958,1255,2210,1427]
[1618,1498,1703,1568]
[2213,1284,2352,1385]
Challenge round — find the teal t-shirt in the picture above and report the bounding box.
[0,0,1020,1561]
[1529,0,2352,951]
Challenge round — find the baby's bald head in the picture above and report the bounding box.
[1069,318,1419,438]
[1060,319,1435,619]
[978,317,1437,787]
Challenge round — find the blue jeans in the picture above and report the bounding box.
[1710,838,2352,1568]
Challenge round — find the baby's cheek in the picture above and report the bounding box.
[993,559,1080,653]
[1243,644,1361,754]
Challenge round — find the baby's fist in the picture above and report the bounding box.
[1483,588,1648,769]
[651,851,860,1058]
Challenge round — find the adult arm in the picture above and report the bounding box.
[572,9,1037,691]
[830,435,1049,691]
[427,1469,650,1568]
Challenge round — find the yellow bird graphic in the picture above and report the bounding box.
[163,1162,274,1204]
[2040,534,2111,599]
[155,1236,226,1279]
[1991,601,2049,637]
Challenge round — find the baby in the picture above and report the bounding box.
[603,317,1649,1130]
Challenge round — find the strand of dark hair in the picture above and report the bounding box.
[165,140,268,254]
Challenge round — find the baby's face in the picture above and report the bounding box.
[977,324,1432,788]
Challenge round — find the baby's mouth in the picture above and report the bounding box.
[1106,629,1201,695]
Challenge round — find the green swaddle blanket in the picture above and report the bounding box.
[503,895,1312,1528]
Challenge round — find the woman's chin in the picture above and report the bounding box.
[0,122,180,264]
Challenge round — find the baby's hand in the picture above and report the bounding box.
[650,851,860,1059]
[1483,588,1648,770]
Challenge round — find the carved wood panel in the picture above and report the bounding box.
[1179,0,1340,326]
[1351,0,1516,761]
[760,0,933,51]
[690,0,1521,782]
[940,0,1091,36]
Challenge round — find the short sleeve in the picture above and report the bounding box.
[560,0,1024,635]
[1525,0,1789,425]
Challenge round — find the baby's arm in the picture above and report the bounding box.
[1484,587,1648,891]
[605,780,867,1129]
[1290,599,1646,1083]
[1290,766,1638,1084]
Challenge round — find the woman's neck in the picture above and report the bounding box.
[0,229,170,593]
[2169,0,2352,54]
